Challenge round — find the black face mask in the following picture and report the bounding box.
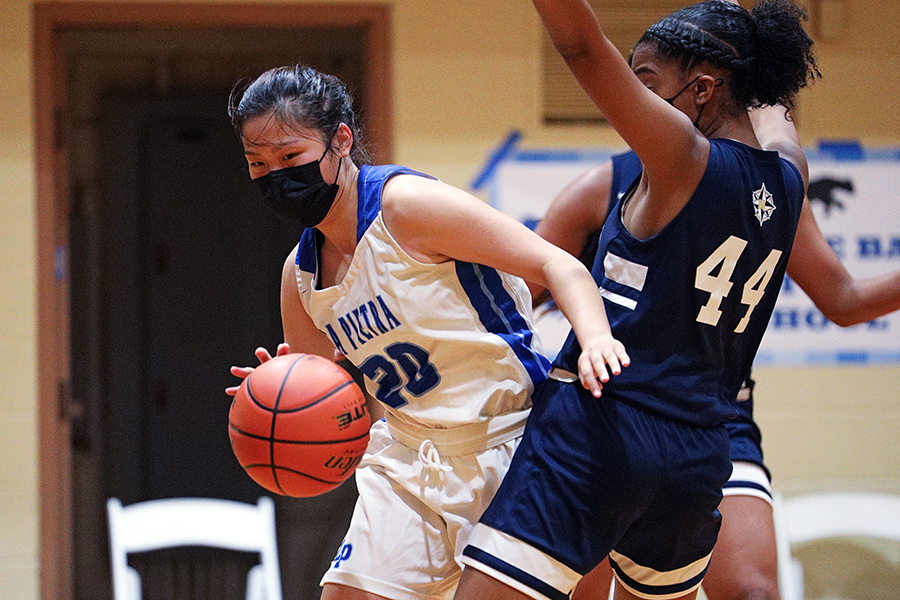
[664,76,723,131]
[663,75,702,106]
[253,145,341,228]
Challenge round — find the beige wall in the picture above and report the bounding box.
[2,0,38,598]
[2,0,898,599]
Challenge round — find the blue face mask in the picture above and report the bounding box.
[253,145,341,228]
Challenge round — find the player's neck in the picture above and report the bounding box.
[318,169,361,254]
[705,112,761,150]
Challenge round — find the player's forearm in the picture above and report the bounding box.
[545,257,612,343]
[814,271,900,327]
[531,217,594,305]
[532,0,603,60]
[788,201,900,326]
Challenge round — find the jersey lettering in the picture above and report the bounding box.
[333,294,403,351]
[695,235,783,333]
[734,248,782,333]
[695,236,746,326]
[359,342,441,408]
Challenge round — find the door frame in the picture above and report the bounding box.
[33,4,392,599]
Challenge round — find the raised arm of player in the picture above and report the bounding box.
[530,0,710,236]
[788,201,900,326]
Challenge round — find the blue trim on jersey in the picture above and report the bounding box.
[296,228,320,274]
[456,262,551,387]
[610,558,707,597]
[462,547,569,600]
[294,164,434,277]
[355,165,429,241]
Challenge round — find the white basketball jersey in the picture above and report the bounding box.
[294,165,550,429]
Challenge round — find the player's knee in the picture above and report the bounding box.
[733,580,780,600]
[742,592,779,600]
[704,569,780,600]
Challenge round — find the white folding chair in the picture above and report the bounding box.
[774,491,900,600]
[107,496,282,600]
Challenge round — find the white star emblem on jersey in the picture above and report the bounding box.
[752,183,776,225]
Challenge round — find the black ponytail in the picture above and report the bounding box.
[637,0,819,109]
[750,0,820,107]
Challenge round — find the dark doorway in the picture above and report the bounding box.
[48,14,389,600]
[91,92,295,503]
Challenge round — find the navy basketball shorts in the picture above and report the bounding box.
[461,379,732,600]
[723,382,773,504]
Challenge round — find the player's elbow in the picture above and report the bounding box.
[817,304,865,328]
[829,312,865,328]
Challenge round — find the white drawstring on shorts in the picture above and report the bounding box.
[418,439,452,481]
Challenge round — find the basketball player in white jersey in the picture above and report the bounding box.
[225,64,629,600]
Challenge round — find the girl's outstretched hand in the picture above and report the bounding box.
[225,342,291,396]
[577,334,630,398]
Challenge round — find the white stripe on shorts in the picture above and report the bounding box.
[462,524,581,600]
[610,550,708,600]
[723,461,773,505]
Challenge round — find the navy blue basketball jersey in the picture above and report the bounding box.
[608,151,642,217]
[606,150,767,465]
[556,140,804,426]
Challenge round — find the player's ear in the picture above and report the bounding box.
[334,122,354,158]
[694,74,720,104]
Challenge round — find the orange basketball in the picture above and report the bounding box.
[228,353,370,497]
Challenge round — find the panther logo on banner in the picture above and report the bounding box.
[756,160,900,365]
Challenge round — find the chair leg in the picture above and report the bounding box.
[247,564,264,600]
[789,558,805,600]
[126,566,142,600]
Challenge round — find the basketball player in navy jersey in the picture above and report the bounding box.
[455,1,820,599]
[537,150,900,600]
[225,65,629,600]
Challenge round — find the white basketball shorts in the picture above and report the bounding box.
[320,413,526,600]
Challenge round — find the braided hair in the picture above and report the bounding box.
[637,0,819,110]
[229,65,371,166]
